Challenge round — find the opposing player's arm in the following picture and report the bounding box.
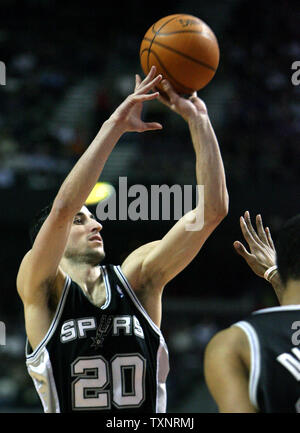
[233,211,284,303]
[204,326,258,413]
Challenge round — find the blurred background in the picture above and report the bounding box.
[0,0,300,413]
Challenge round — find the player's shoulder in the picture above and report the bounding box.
[205,325,248,358]
[17,248,67,302]
[16,249,33,293]
[120,240,161,290]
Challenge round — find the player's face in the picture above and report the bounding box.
[64,206,105,264]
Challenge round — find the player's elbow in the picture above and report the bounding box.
[217,186,229,216]
[51,199,77,221]
[219,194,229,221]
[206,201,229,227]
[211,190,229,223]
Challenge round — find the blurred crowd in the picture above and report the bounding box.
[1,1,299,190]
[0,0,300,412]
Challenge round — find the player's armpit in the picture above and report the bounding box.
[121,240,161,292]
[204,327,258,413]
[138,208,224,291]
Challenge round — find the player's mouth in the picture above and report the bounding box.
[88,235,102,244]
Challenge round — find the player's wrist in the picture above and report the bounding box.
[264,265,278,282]
[104,116,128,136]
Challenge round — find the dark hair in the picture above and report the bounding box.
[29,201,54,246]
[275,214,300,286]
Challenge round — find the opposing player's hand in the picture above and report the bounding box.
[110,66,163,133]
[233,211,276,278]
[157,79,207,123]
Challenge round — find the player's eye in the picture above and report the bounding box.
[73,218,82,224]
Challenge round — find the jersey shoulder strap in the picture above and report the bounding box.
[231,319,261,410]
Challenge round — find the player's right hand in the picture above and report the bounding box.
[233,211,276,279]
[157,79,208,123]
[109,66,163,133]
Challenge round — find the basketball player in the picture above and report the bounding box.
[204,212,300,413]
[16,66,228,413]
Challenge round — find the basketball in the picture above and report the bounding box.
[140,14,220,95]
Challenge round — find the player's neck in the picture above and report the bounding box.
[280,280,300,306]
[61,259,103,294]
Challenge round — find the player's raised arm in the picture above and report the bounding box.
[123,79,228,296]
[17,67,163,306]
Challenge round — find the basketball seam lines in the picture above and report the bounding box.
[150,28,217,44]
[147,15,181,72]
[148,49,194,94]
[143,37,216,71]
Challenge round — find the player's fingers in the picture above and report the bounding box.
[189,91,197,101]
[161,79,177,103]
[137,74,162,95]
[265,226,275,250]
[139,66,159,88]
[135,74,142,91]
[240,216,256,246]
[143,122,163,131]
[243,211,263,245]
[233,241,253,262]
[157,92,171,107]
[132,92,160,103]
[255,214,269,244]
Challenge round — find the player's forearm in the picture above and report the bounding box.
[189,114,228,221]
[269,272,284,305]
[53,118,125,215]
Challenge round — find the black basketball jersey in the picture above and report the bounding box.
[25,265,169,413]
[233,305,300,413]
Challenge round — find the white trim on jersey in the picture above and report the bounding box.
[114,266,163,337]
[26,346,60,413]
[25,275,72,413]
[232,321,261,410]
[26,275,71,359]
[253,305,300,315]
[113,265,170,413]
[100,265,111,310]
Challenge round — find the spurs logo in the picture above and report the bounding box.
[60,315,144,345]
[91,314,113,349]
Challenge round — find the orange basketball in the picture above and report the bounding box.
[140,14,220,95]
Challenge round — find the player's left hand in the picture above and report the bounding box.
[157,79,207,123]
[233,211,276,279]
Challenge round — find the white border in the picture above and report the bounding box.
[233,321,261,410]
[26,275,71,360]
[100,265,112,309]
[253,305,300,315]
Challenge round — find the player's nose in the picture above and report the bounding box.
[90,219,103,233]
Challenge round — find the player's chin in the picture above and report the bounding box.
[95,247,106,263]
[86,244,105,262]
[99,249,106,262]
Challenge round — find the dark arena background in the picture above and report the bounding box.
[0,0,300,413]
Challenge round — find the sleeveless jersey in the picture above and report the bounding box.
[25,264,169,413]
[233,305,300,413]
